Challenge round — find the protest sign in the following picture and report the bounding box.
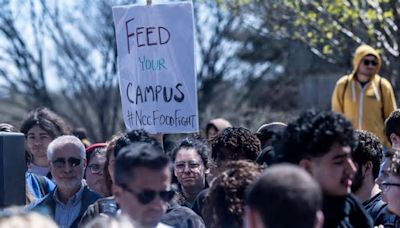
[113,2,198,134]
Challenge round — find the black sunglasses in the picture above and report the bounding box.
[363,59,377,66]
[52,157,82,168]
[121,184,175,205]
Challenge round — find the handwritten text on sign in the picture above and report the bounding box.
[113,2,198,133]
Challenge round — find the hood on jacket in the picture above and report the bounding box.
[351,44,381,78]
[206,118,232,132]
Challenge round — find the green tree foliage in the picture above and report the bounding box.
[0,0,128,141]
[222,0,400,88]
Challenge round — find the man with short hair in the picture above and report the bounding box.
[245,164,324,228]
[385,110,400,149]
[332,44,397,148]
[351,130,390,225]
[29,135,101,228]
[273,110,373,227]
[113,142,174,228]
[351,130,382,203]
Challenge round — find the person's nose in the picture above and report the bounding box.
[63,162,74,173]
[33,139,41,145]
[183,164,191,173]
[149,194,165,210]
[346,157,357,175]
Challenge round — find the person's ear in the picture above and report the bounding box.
[244,206,263,228]
[299,159,313,174]
[314,210,324,228]
[113,184,123,201]
[48,161,53,172]
[363,161,373,176]
[204,168,210,174]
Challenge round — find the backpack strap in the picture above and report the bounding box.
[34,174,49,196]
[342,76,350,105]
[379,76,385,120]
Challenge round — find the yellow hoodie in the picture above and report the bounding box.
[331,44,397,147]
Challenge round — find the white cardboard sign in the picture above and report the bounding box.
[112,2,198,133]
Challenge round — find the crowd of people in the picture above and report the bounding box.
[0,43,400,228]
[0,106,400,228]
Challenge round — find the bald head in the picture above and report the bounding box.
[246,164,323,228]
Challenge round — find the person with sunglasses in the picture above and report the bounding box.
[332,44,397,148]
[28,135,101,228]
[381,151,400,227]
[80,130,205,228]
[113,142,174,228]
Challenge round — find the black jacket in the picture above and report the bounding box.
[323,194,373,228]
[79,196,205,228]
[363,192,397,226]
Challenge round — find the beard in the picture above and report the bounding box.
[351,169,364,193]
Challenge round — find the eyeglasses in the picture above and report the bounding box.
[363,59,378,66]
[174,161,201,172]
[87,164,103,174]
[120,184,175,205]
[381,182,400,192]
[52,157,82,169]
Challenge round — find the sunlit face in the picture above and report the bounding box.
[85,153,107,196]
[174,148,206,194]
[308,143,356,196]
[382,174,400,216]
[27,125,53,164]
[357,55,378,80]
[376,157,392,202]
[114,166,171,228]
[50,143,86,192]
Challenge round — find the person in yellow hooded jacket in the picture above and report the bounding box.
[332,44,397,147]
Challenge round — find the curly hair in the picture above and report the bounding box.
[20,107,69,138]
[170,136,210,170]
[210,127,260,162]
[273,110,356,164]
[202,160,263,228]
[352,130,383,179]
[390,151,400,176]
[114,129,162,157]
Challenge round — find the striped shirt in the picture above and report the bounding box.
[54,185,84,228]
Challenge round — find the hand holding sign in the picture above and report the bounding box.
[113,2,198,134]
